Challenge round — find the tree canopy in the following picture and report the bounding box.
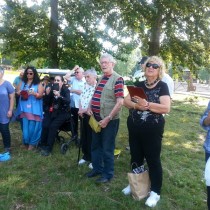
[0,0,210,76]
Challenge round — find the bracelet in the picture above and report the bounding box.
[146,102,150,110]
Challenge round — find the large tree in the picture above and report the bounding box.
[107,0,210,74]
[84,0,210,76]
[0,0,138,69]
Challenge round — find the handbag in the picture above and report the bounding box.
[89,115,101,133]
[127,170,151,201]
[20,90,29,100]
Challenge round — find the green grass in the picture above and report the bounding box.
[0,95,209,210]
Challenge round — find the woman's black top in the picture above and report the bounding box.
[129,80,169,125]
[43,85,70,114]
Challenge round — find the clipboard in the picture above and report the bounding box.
[127,85,148,100]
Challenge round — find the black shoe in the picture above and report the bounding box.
[40,150,51,156]
[95,177,111,184]
[85,170,101,178]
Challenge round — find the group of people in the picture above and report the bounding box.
[0,53,209,209]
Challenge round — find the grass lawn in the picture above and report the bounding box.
[0,93,209,210]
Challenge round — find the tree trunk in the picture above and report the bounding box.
[49,0,59,68]
[148,11,162,56]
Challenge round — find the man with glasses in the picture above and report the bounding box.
[64,65,85,139]
[85,53,124,183]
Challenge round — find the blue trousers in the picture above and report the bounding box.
[0,122,11,150]
[22,118,42,146]
[91,119,119,179]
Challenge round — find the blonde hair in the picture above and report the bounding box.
[143,56,166,79]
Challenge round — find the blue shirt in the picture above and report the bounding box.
[200,101,210,154]
[0,80,15,124]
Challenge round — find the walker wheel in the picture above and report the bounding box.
[59,136,65,144]
[61,143,68,154]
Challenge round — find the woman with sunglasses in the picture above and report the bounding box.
[123,56,171,207]
[16,66,44,150]
[39,75,70,156]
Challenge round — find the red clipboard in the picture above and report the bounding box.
[127,86,148,100]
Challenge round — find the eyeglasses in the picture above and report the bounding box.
[100,61,110,65]
[54,79,60,82]
[27,72,34,75]
[146,63,160,69]
[75,71,80,74]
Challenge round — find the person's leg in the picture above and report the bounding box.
[40,113,51,147]
[22,118,30,145]
[91,131,103,173]
[29,120,42,146]
[47,113,68,152]
[101,119,119,179]
[143,125,164,195]
[71,107,79,136]
[81,114,91,161]
[0,123,11,151]
[205,153,210,210]
[127,117,145,170]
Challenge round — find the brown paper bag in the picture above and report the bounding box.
[127,170,151,200]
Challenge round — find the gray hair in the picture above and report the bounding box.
[100,53,116,64]
[84,69,97,77]
[78,67,84,73]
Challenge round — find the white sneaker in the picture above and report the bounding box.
[88,163,93,169]
[122,184,131,195]
[145,191,160,207]
[78,159,86,165]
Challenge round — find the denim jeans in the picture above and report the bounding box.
[91,119,119,179]
[0,122,11,150]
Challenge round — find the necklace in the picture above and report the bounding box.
[144,78,159,87]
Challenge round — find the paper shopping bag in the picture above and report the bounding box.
[127,170,151,200]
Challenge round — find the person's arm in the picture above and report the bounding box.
[146,95,171,114]
[32,83,44,99]
[7,92,15,118]
[13,77,18,89]
[99,97,124,128]
[203,111,210,126]
[64,65,79,81]
[200,102,210,130]
[71,89,82,95]
[16,81,22,95]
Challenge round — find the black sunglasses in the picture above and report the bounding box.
[27,72,34,75]
[146,63,160,69]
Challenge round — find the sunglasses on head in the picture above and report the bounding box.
[146,63,160,69]
[27,72,34,75]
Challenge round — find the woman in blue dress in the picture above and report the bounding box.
[16,66,44,150]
